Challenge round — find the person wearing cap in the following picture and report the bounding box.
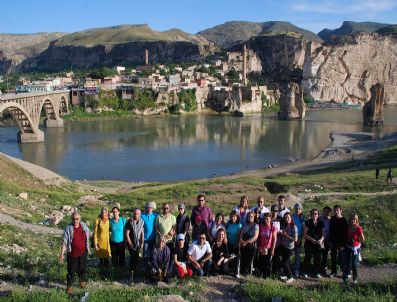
[251,196,270,222]
[191,194,213,229]
[176,203,191,247]
[93,207,111,277]
[192,215,208,242]
[292,202,305,277]
[150,236,171,282]
[277,195,290,219]
[141,201,158,265]
[173,233,193,278]
[155,203,177,253]
[188,231,213,276]
[109,206,127,275]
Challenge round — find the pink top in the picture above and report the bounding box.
[347,226,363,247]
[259,224,276,249]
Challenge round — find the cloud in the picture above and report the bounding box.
[292,0,397,14]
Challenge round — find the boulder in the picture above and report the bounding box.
[79,195,99,206]
[18,193,28,200]
[363,83,385,126]
[47,210,64,225]
[0,243,27,254]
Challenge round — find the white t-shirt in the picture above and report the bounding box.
[188,240,212,261]
[251,206,270,219]
[278,208,290,219]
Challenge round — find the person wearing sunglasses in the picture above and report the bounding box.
[187,232,213,276]
[155,203,176,253]
[60,211,91,295]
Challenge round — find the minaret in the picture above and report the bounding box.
[145,49,149,65]
[242,45,247,85]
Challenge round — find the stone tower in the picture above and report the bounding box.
[145,49,149,65]
[363,83,385,126]
[242,45,247,85]
[278,82,306,120]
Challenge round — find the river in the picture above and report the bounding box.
[1,107,397,181]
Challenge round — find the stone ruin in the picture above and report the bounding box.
[278,82,306,120]
[363,83,385,126]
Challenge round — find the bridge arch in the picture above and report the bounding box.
[0,102,37,134]
[40,97,58,120]
[59,95,69,115]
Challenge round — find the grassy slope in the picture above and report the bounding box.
[0,145,397,301]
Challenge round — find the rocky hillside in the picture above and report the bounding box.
[302,33,397,104]
[376,24,397,35]
[198,21,321,49]
[318,21,390,44]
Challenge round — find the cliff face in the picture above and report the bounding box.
[18,41,209,72]
[235,34,307,83]
[302,33,397,104]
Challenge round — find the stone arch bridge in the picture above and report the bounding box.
[0,90,69,143]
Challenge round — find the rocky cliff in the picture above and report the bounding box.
[18,40,211,72]
[302,33,397,104]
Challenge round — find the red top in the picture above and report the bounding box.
[347,226,363,247]
[68,224,86,257]
[259,224,276,249]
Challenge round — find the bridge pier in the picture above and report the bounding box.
[18,130,44,143]
[44,118,64,128]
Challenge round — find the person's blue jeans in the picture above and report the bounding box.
[144,241,155,260]
[192,259,213,276]
[293,244,301,276]
[340,247,360,282]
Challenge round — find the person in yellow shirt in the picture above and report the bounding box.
[93,207,111,276]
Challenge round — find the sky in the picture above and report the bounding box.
[1,0,396,35]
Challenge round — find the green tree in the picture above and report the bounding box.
[177,89,197,112]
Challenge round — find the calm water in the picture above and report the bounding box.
[1,107,397,181]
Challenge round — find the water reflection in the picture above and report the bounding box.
[0,106,396,181]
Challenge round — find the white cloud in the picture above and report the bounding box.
[292,0,397,14]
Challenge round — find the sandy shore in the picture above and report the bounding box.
[1,131,397,192]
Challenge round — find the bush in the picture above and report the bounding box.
[178,89,197,112]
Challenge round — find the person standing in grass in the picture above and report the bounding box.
[226,210,242,277]
[60,211,90,295]
[93,207,111,277]
[252,196,270,222]
[292,203,305,277]
[257,213,277,278]
[233,195,251,226]
[387,168,393,183]
[320,206,331,276]
[208,213,226,243]
[239,212,259,275]
[279,212,298,283]
[211,228,231,275]
[155,203,177,253]
[125,208,144,281]
[176,203,191,247]
[341,213,365,284]
[329,205,348,277]
[141,201,158,266]
[191,194,213,230]
[302,208,324,279]
[109,206,127,275]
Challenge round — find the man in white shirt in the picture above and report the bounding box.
[252,196,270,221]
[188,232,213,276]
[277,195,290,219]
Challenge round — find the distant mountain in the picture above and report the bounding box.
[198,21,321,49]
[318,21,390,43]
[375,24,397,35]
[55,24,208,47]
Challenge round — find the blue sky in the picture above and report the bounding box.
[1,0,396,34]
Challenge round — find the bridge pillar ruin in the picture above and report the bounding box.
[44,118,64,128]
[18,130,45,143]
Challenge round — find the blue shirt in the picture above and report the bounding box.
[226,223,242,245]
[141,212,158,242]
[109,217,126,243]
[292,213,305,239]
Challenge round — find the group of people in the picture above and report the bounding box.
[60,194,365,294]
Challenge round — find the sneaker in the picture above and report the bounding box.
[280,276,288,281]
[303,274,308,278]
[285,277,294,284]
[236,274,241,279]
[353,280,358,285]
[66,287,72,295]
[316,274,322,279]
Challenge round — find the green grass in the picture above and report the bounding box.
[237,279,397,302]
[63,107,136,121]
